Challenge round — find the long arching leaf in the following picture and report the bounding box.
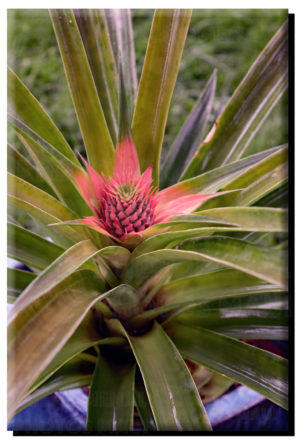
[7,173,85,232]
[7,67,80,165]
[104,9,137,120]
[50,9,115,176]
[8,240,101,321]
[132,9,191,185]
[166,323,288,409]
[8,116,92,217]
[197,207,287,232]
[113,320,211,431]
[254,183,288,208]
[74,9,119,144]
[166,307,288,340]
[8,269,106,419]
[28,308,124,395]
[158,144,285,200]
[182,19,288,178]
[123,237,287,288]
[158,268,283,306]
[133,207,287,258]
[127,291,287,330]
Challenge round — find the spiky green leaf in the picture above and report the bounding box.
[50,9,115,176]
[182,20,288,178]
[166,323,288,409]
[160,69,217,188]
[132,9,191,185]
[104,9,137,120]
[74,9,119,145]
[121,321,211,431]
[7,67,79,165]
[87,353,136,431]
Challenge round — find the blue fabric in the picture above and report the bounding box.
[214,399,289,432]
[8,393,86,431]
[8,386,288,432]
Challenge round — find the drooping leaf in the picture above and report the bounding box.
[166,323,288,409]
[182,20,288,178]
[168,258,224,281]
[8,240,101,321]
[74,9,119,145]
[7,143,55,197]
[50,9,115,176]
[117,320,211,431]
[197,207,287,232]
[7,67,80,165]
[124,237,287,288]
[132,9,192,185]
[87,352,136,431]
[160,69,217,188]
[104,9,137,120]
[133,207,287,258]
[7,223,63,270]
[8,269,106,419]
[127,291,287,330]
[177,236,288,288]
[167,307,288,340]
[158,268,282,307]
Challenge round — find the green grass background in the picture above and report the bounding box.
[8,9,288,163]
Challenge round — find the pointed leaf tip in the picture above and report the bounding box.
[132,9,192,186]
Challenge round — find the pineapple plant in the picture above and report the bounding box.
[7,9,289,431]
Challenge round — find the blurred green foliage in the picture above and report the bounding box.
[8,9,288,163]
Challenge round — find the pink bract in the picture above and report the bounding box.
[74,137,213,242]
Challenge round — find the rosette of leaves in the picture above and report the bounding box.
[7,9,289,431]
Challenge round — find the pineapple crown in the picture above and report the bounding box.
[74,136,213,243]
